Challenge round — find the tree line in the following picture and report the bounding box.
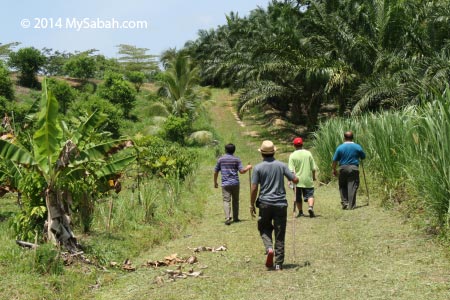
[182,0,450,132]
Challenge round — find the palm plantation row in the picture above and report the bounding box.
[184,0,450,131]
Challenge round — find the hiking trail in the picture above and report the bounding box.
[93,89,450,300]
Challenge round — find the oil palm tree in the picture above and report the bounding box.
[157,51,201,119]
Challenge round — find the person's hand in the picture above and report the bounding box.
[214,183,219,188]
[247,164,253,171]
[332,169,337,177]
[250,205,256,218]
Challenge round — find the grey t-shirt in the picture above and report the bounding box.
[252,157,295,206]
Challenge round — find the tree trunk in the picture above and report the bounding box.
[307,95,322,132]
[45,188,79,253]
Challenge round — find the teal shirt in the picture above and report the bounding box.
[333,142,366,166]
[288,149,317,188]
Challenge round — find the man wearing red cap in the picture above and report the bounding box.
[288,137,317,217]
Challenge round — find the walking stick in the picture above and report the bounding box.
[292,182,297,262]
[361,160,370,206]
[248,163,253,219]
[292,168,297,262]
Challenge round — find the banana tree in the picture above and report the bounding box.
[0,78,135,251]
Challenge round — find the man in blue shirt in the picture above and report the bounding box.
[214,143,252,225]
[332,131,366,210]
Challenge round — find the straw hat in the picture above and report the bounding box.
[258,140,277,154]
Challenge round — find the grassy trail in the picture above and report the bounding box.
[92,90,450,299]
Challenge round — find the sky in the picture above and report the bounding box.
[1,0,271,58]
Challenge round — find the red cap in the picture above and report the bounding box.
[293,137,303,146]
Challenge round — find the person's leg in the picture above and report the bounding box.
[222,186,232,223]
[295,187,304,216]
[347,167,360,209]
[273,205,287,267]
[257,203,274,252]
[338,167,349,209]
[304,188,315,217]
[230,185,240,221]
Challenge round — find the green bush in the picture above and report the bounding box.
[67,94,123,138]
[97,72,136,118]
[160,115,192,144]
[0,62,14,100]
[47,78,77,113]
[134,135,198,180]
[63,53,96,80]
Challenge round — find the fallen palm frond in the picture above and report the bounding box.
[143,253,198,268]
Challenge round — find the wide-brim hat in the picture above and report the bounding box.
[258,140,277,154]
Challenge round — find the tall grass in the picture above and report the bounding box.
[409,95,450,228]
[313,89,450,233]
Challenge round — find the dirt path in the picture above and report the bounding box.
[92,89,450,300]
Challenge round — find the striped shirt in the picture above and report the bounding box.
[214,154,244,186]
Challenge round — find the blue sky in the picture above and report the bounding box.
[1,0,270,58]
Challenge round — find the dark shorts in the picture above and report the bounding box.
[295,187,314,202]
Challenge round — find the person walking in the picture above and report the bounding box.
[250,140,298,270]
[331,131,366,210]
[214,143,252,225]
[288,137,317,218]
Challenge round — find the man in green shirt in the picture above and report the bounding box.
[288,137,317,218]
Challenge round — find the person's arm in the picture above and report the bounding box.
[312,169,317,181]
[239,164,252,174]
[332,161,338,177]
[214,171,219,188]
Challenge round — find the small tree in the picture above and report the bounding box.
[0,42,19,62]
[8,47,46,88]
[47,78,76,114]
[41,48,71,76]
[63,52,96,81]
[68,94,123,138]
[116,44,158,74]
[160,115,191,144]
[126,71,146,92]
[0,62,14,100]
[97,72,136,118]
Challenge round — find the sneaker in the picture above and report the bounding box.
[225,218,232,225]
[233,218,241,223]
[265,248,274,268]
[296,211,304,218]
[308,208,315,218]
[275,264,283,271]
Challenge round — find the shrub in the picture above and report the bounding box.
[97,72,136,118]
[134,135,198,180]
[160,115,191,144]
[0,62,14,100]
[67,94,123,138]
[47,78,77,113]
